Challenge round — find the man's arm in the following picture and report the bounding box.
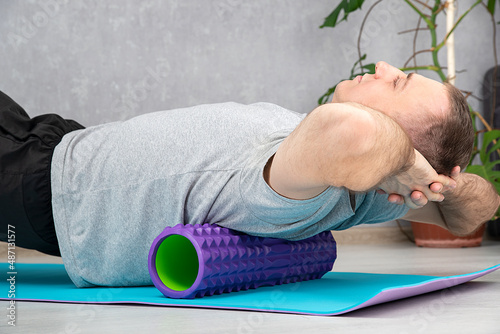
[403,172,500,236]
[265,102,453,204]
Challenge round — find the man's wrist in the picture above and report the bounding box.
[437,173,499,236]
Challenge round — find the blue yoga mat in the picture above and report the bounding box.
[1,263,499,315]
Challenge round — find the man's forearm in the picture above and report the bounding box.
[436,173,500,236]
[265,102,415,199]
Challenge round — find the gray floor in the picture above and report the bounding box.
[2,240,500,334]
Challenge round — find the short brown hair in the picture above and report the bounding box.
[411,83,474,175]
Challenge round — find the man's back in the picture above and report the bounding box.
[51,102,301,286]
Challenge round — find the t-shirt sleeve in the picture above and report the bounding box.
[358,191,409,226]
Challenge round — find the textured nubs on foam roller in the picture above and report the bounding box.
[148,223,337,299]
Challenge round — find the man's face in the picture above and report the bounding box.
[332,61,449,127]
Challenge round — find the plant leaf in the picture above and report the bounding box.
[486,170,500,179]
[487,0,496,15]
[479,129,500,164]
[320,0,365,28]
[465,164,489,179]
[484,159,500,171]
[487,137,500,157]
[466,164,500,195]
[362,63,376,73]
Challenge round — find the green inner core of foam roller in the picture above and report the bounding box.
[155,235,199,291]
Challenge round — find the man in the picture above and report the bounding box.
[267,61,498,236]
[1,61,498,287]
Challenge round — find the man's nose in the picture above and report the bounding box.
[374,61,405,80]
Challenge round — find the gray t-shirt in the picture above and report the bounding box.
[51,102,408,287]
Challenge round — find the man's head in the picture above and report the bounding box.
[332,61,474,175]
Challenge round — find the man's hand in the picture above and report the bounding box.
[377,150,457,209]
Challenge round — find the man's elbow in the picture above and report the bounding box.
[313,103,377,153]
[310,103,380,190]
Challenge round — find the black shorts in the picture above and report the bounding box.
[0,90,84,256]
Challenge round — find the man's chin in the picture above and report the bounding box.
[332,80,351,103]
[331,90,345,103]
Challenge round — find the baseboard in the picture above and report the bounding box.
[0,242,63,263]
[0,226,415,263]
[332,225,414,245]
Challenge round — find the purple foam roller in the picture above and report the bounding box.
[148,223,337,299]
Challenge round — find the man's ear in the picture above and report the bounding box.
[451,166,460,178]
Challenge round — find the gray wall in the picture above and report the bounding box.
[0,0,498,126]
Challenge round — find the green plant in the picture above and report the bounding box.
[467,111,500,217]
[319,0,500,218]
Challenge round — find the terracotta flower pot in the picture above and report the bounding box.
[411,222,486,248]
